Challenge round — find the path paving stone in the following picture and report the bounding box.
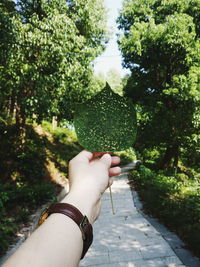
[1,163,198,267]
[79,164,199,267]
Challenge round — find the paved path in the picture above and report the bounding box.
[79,164,195,267]
[1,163,199,267]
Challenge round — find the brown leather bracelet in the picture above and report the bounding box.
[38,203,93,259]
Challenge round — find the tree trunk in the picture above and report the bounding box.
[15,104,24,126]
[15,102,26,144]
[161,143,179,170]
[52,116,58,130]
[8,94,16,119]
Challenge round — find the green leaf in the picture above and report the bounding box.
[74,82,137,152]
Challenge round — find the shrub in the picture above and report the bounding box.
[41,120,77,144]
[115,147,136,165]
[0,182,56,256]
[0,121,78,257]
[130,166,200,257]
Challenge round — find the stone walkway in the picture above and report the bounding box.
[79,164,199,267]
[1,163,199,267]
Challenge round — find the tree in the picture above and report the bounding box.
[0,1,17,120]
[89,69,124,96]
[106,69,124,95]
[118,0,200,170]
[0,0,108,127]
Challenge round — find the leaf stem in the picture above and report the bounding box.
[109,186,115,215]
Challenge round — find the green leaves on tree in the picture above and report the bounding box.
[0,0,108,124]
[118,0,200,169]
[74,83,137,152]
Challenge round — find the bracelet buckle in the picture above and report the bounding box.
[79,216,89,240]
[38,208,49,226]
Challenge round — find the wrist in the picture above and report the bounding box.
[61,189,101,224]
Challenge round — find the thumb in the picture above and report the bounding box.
[100,153,112,168]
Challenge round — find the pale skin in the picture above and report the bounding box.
[3,150,121,267]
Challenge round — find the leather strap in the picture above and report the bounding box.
[38,203,93,259]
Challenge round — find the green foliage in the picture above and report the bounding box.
[89,68,124,99]
[0,0,108,123]
[106,69,124,95]
[130,165,200,257]
[41,121,82,174]
[0,218,18,255]
[139,147,162,168]
[118,0,200,169]
[0,120,81,256]
[0,124,47,183]
[0,182,55,255]
[0,183,55,210]
[74,83,137,152]
[115,147,137,165]
[42,121,77,144]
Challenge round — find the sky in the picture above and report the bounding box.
[93,0,130,77]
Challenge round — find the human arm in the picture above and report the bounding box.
[3,150,121,267]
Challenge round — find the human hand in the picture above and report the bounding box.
[62,150,121,223]
[69,150,121,194]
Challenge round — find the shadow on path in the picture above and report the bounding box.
[80,162,200,267]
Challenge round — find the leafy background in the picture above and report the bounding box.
[0,0,199,260]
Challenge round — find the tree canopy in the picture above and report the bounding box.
[0,0,108,124]
[118,0,200,169]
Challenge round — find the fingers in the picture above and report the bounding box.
[107,166,121,189]
[71,150,93,163]
[111,156,120,166]
[71,151,121,171]
[93,153,120,165]
[109,166,121,177]
[93,152,112,158]
[100,153,112,167]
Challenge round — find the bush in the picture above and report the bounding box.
[0,182,56,256]
[0,121,79,257]
[130,166,200,257]
[0,124,47,183]
[115,147,136,165]
[41,121,77,144]
[0,217,18,254]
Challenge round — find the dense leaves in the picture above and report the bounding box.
[0,0,108,256]
[118,1,200,257]
[0,0,108,124]
[0,121,82,257]
[130,166,200,257]
[74,83,137,152]
[118,0,200,169]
